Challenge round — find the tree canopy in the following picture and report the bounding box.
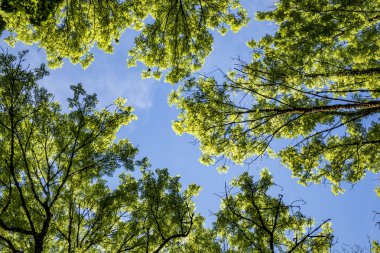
[1,0,248,83]
[170,0,380,193]
[214,169,333,252]
[0,0,64,26]
[1,0,380,250]
[0,50,340,253]
[0,51,206,252]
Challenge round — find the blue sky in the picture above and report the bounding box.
[2,0,380,249]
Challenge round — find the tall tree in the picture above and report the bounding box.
[0,51,204,252]
[214,169,333,252]
[1,0,248,83]
[170,0,380,193]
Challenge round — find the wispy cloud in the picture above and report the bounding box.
[93,66,155,109]
[17,51,157,111]
[2,37,156,111]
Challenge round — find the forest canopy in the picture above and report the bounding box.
[0,0,248,83]
[171,0,380,194]
[1,0,380,251]
[0,51,205,252]
[0,50,338,253]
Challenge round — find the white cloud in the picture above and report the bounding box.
[26,52,157,112]
[95,68,154,109]
[2,37,156,111]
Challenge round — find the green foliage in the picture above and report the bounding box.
[1,0,64,25]
[128,0,248,83]
[166,217,222,253]
[171,0,380,192]
[1,0,248,83]
[2,0,144,69]
[373,241,380,253]
[0,49,340,253]
[0,51,203,252]
[214,169,334,252]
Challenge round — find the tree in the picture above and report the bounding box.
[170,0,380,193]
[1,0,248,83]
[0,50,204,252]
[214,169,333,252]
